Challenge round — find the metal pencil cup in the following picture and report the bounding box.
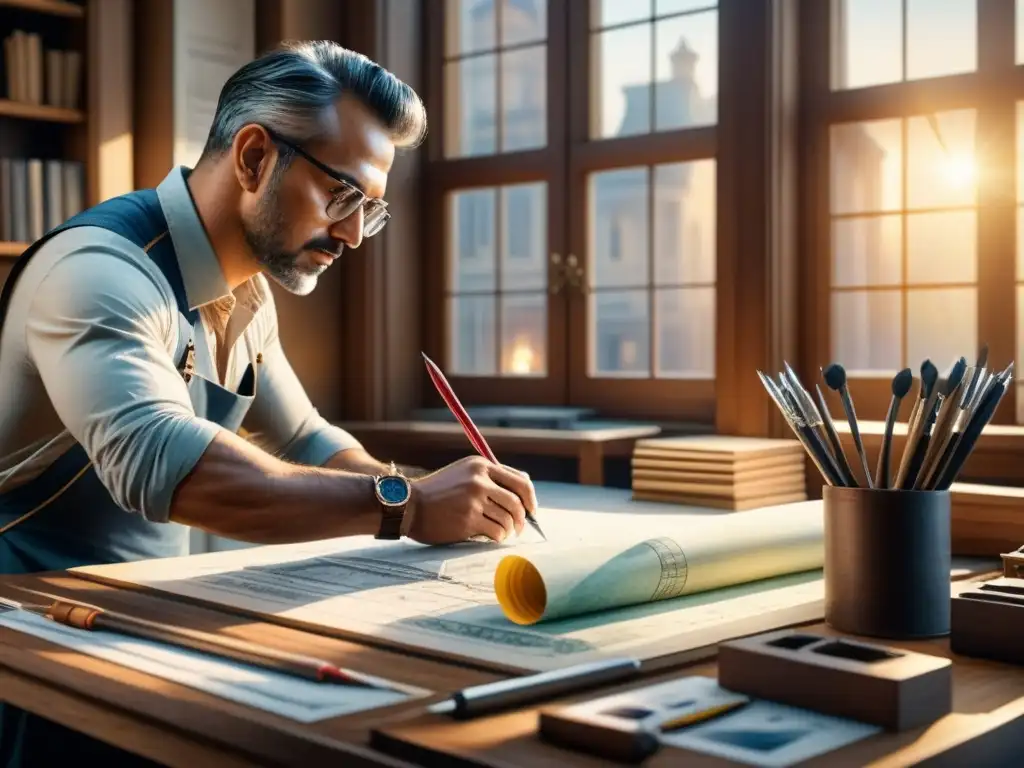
[823,485,951,640]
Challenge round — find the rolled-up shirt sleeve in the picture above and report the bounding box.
[242,290,362,466]
[25,244,223,522]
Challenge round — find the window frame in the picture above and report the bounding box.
[421,0,570,408]
[421,0,730,422]
[801,0,1020,426]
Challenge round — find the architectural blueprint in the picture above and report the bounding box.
[75,501,827,673]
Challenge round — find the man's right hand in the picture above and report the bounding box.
[403,456,538,545]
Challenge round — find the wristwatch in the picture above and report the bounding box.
[373,461,412,540]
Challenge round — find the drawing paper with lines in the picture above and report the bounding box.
[73,500,826,673]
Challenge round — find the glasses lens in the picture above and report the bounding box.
[326,189,363,220]
[364,208,390,237]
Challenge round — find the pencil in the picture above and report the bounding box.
[421,352,547,541]
[656,699,748,732]
[12,595,411,693]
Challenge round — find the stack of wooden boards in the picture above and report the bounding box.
[631,435,807,510]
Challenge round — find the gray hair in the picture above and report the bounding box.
[199,40,427,163]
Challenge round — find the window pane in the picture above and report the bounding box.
[656,0,715,15]
[906,0,976,81]
[449,188,497,292]
[653,11,717,130]
[446,0,495,57]
[1019,206,1024,282]
[653,160,715,285]
[501,0,547,47]
[445,55,497,157]
[501,293,547,376]
[590,290,650,377]
[1018,0,1024,64]
[906,211,976,284]
[655,287,714,377]
[831,215,901,288]
[590,167,649,289]
[830,119,902,215]
[592,0,652,28]
[831,290,902,374]
[1017,103,1024,207]
[832,0,902,90]
[906,288,976,369]
[501,183,547,291]
[501,46,546,151]
[1017,288,1024,423]
[449,295,497,375]
[592,23,652,138]
[906,110,976,210]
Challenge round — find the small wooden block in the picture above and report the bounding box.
[952,577,1024,665]
[717,629,952,731]
[1001,548,1024,577]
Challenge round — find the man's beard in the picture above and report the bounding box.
[242,182,328,296]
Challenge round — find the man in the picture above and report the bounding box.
[0,41,538,766]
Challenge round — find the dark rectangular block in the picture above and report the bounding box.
[952,577,1024,665]
[717,629,952,731]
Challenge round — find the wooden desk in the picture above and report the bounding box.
[1,571,1021,767]
[371,618,1024,767]
[0,482,1015,767]
[0,573,487,768]
[336,421,664,485]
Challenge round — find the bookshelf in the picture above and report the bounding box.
[0,0,131,264]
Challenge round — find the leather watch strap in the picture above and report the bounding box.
[376,505,404,540]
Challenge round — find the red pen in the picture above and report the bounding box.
[421,352,546,540]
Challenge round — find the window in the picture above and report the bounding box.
[425,0,721,419]
[829,112,978,375]
[805,0,1018,423]
[833,0,976,89]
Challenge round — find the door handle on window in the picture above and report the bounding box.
[549,253,586,295]
[549,253,566,294]
[565,254,586,294]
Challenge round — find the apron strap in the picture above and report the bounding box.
[0,231,196,540]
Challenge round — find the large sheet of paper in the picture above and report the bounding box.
[494,503,823,624]
[73,499,827,673]
[0,607,426,722]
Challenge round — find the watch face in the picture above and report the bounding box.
[377,475,410,505]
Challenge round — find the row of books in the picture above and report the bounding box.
[0,157,85,244]
[4,30,82,109]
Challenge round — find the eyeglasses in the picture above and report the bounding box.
[264,127,391,238]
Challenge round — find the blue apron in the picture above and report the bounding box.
[0,190,255,766]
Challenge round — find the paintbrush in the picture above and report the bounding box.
[776,369,848,485]
[904,360,937,444]
[894,360,940,488]
[958,344,989,410]
[779,362,846,475]
[821,363,873,488]
[875,368,913,489]
[929,352,999,489]
[813,383,858,487]
[935,363,1014,490]
[757,371,842,486]
[913,358,968,489]
[902,358,966,489]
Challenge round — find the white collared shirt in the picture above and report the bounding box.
[0,166,361,522]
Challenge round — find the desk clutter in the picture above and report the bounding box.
[629,435,807,510]
[534,630,954,766]
[757,352,1013,642]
